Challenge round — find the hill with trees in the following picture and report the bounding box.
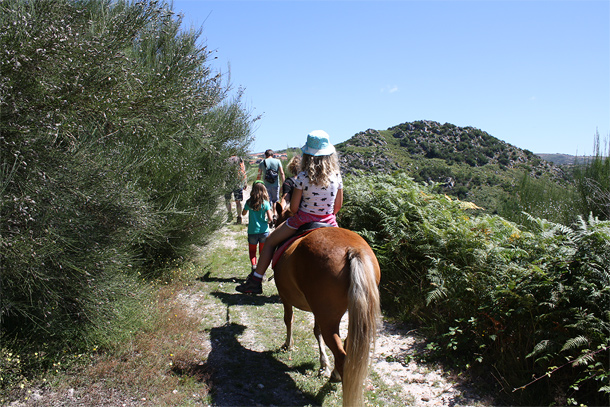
[337,120,563,173]
[335,120,577,223]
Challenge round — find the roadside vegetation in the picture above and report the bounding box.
[1,0,608,406]
[339,172,609,406]
[1,0,254,398]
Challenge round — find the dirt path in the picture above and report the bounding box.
[187,223,494,407]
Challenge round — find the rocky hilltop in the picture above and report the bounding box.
[333,120,574,214]
[336,120,562,179]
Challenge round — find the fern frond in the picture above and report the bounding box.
[426,287,447,305]
[571,352,596,367]
[561,336,589,352]
[526,340,551,359]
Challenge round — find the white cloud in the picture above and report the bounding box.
[381,85,399,93]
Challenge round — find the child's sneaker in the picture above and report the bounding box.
[236,273,262,294]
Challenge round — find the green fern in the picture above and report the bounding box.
[561,336,589,353]
[341,172,610,406]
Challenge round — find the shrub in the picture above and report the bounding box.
[340,173,609,406]
[0,0,253,366]
[499,172,577,226]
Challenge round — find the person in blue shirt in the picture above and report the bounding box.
[241,181,273,287]
[257,149,285,220]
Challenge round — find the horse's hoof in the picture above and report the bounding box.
[318,367,332,378]
[330,369,342,383]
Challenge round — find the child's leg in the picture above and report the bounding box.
[248,244,257,266]
[255,222,295,276]
[247,234,259,267]
[236,225,294,294]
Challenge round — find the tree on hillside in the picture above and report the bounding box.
[0,0,254,352]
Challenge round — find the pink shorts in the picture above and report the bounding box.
[286,210,338,229]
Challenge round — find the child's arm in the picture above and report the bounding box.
[266,209,273,223]
[333,188,343,215]
[242,200,249,216]
[290,188,302,214]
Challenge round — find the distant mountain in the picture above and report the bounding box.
[537,153,595,166]
[334,120,571,214]
[336,120,563,176]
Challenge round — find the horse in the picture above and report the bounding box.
[272,202,381,407]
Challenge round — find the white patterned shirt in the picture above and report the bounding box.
[295,171,343,215]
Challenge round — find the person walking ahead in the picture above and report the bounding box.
[281,155,301,208]
[237,130,342,294]
[225,155,247,224]
[257,149,285,220]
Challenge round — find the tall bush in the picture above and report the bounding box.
[340,173,609,406]
[498,172,577,226]
[0,0,253,357]
[574,131,610,221]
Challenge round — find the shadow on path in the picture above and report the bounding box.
[193,262,338,405]
[197,270,239,284]
[202,323,318,406]
[211,290,281,307]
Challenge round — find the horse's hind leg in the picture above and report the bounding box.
[318,319,345,382]
[314,320,332,377]
[282,302,294,350]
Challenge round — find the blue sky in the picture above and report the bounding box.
[174,0,609,155]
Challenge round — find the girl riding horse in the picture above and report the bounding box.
[236,130,343,294]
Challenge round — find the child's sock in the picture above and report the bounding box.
[252,271,264,280]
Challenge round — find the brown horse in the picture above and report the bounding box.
[273,202,381,407]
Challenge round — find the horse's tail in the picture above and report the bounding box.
[343,247,381,407]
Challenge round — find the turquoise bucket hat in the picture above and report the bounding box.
[301,130,336,156]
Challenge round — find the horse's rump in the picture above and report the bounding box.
[273,226,380,407]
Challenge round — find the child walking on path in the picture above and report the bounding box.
[241,181,273,293]
[236,130,343,295]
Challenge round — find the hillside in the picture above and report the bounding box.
[337,120,562,175]
[335,120,570,215]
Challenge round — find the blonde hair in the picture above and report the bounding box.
[301,153,340,188]
[286,155,301,176]
[248,181,269,211]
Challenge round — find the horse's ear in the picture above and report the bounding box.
[275,201,284,215]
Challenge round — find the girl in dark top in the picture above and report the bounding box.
[281,155,301,208]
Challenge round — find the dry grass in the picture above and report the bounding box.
[79,285,211,404]
[8,283,211,407]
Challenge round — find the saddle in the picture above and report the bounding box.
[295,221,333,235]
[272,222,333,267]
